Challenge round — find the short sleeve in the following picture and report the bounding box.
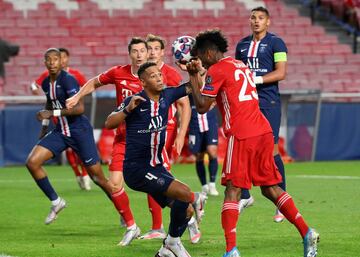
[272,37,288,62]
[98,66,116,85]
[166,84,187,104]
[64,74,80,97]
[73,70,87,86]
[201,66,225,97]
[35,70,49,86]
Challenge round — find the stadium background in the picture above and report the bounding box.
[0,1,359,257]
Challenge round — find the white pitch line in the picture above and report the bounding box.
[293,175,360,180]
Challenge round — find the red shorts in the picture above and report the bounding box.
[109,135,126,172]
[221,133,282,189]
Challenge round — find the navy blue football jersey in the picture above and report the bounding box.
[118,85,187,167]
[235,32,287,108]
[41,70,90,137]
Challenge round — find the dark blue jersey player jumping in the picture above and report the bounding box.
[26,48,113,226]
[235,6,288,222]
[105,62,206,257]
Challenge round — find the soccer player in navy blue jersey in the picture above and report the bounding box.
[105,62,206,257]
[235,6,288,222]
[26,48,112,225]
[188,96,219,197]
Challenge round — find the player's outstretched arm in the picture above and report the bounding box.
[66,77,102,109]
[37,101,51,139]
[105,95,146,129]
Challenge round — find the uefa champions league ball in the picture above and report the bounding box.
[171,36,196,64]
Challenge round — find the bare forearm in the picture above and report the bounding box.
[189,74,211,114]
[176,97,191,137]
[105,111,127,129]
[77,77,101,98]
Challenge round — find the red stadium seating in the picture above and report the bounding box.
[0,0,359,95]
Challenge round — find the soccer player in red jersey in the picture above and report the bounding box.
[144,34,194,241]
[186,29,319,257]
[30,48,91,191]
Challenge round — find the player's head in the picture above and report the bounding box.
[58,47,70,69]
[44,48,62,75]
[128,37,148,68]
[138,62,164,93]
[250,6,270,35]
[191,29,228,68]
[146,34,166,64]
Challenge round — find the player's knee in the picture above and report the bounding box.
[26,155,40,171]
[224,185,241,201]
[186,204,194,218]
[107,179,123,193]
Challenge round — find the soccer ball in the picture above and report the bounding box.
[171,36,196,64]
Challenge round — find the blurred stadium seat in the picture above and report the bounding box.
[0,0,359,95]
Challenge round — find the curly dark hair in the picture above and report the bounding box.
[192,29,228,55]
[138,61,157,78]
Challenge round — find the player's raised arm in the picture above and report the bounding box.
[66,76,102,109]
[105,95,146,129]
[186,60,215,114]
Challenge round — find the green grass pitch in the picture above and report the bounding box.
[0,161,359,257]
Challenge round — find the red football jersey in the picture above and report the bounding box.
[98,65,143,138]
[98,65,142,106]
[35,68,87,87]
[201,57,272,140]
[160,63,182,126]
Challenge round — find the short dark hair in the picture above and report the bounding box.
[58,47,70,56]
[192,29,228,56]
[251,6,270,17]
[44,48,60,59]
[138,62,157,78]
[146,34,166,49]
[128,37,148,53]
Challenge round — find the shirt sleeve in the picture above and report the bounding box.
[272,37,288,62]
[65,74,80,97]
[98,66,116,85]
[201,66,225,97]
[35,71,49,86]
[166,84,187,104]
[73,70,87,86]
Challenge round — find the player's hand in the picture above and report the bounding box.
[175,61,188,71]
[127,95,146,112]
[66,95,80,109]
[186,59,202,75]
[173,135,185,157]
[37,110,52,121]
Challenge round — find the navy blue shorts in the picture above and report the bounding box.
[260,106,281,144]
[38,125,99,166]
[123,163,174,208]
[189,123,218,154]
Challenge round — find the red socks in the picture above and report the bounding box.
[147,194,163,230]
[276,192,309,238]
[66,149,81,176]
[112,188,135,227]
[222,201,239,252]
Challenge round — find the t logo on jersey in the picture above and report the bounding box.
[52,100,63,109]
[122,88,133,98]
[149,116,163,130]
